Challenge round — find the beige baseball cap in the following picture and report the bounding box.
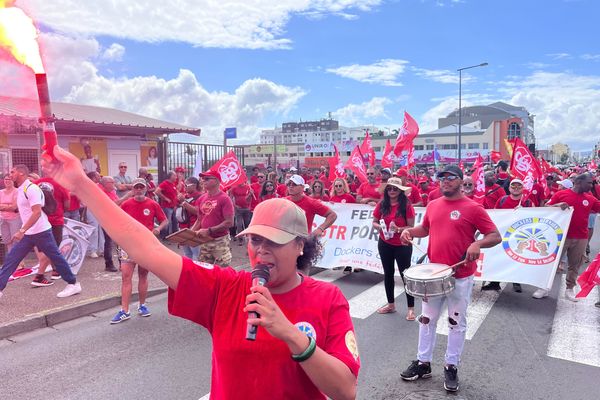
[237,198,309,244]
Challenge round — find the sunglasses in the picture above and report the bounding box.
[133,185,145,189]
[367,173,375,176]
[386,186,400,192]
[463,183,473,187]
[438,175,460,182]
[286,181,299,187]
[334,184,343,188]
[257,176,265,178]
[510,184,523,188]
[119,166,127,169]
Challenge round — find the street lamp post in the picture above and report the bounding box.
[457,62,488,163]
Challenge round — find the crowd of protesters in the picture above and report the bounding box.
[1,157,599,313]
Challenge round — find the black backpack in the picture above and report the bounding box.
[24,182,58,215]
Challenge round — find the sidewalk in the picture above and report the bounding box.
[0,240,251,339]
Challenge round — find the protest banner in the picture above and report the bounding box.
[314,204,572,290]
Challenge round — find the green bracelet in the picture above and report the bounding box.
[291,335,316,362]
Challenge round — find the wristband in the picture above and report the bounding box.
[291,335,316,362]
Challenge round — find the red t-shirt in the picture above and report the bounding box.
[67,194,80,212]
[99,184,118,202]
[357,182,381,201]
[427,187,442,203]
[547,183,560,200]
[406,183,422,205]
[349,181,360,194]
[287,195,331,233]
[483,184,504,209]
[195,191,234,238]
[311,193,330,202]
[422,196,498,278]
[373,202,416,245]
[179,191,203,229]
[330,193,356,204]
[547,190,600,239]
[158,180,179,208]
[529,182,545,206]
[120,198,166,230]
[276,183,287,198]
[168,258,360,400]
[259,193,278,203]
[35,177,68,226]
[494,195,533,209]
[229,184,251,209]
[250,182,262,210]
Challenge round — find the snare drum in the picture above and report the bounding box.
[403,263,455,300]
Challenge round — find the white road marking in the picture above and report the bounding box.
[547,281,600,367]
[436,282,505,340]
[348,280,405,319]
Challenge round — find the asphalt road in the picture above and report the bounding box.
[1,267,598,400]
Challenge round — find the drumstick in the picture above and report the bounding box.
[408,240,427,256]
[431,260,468,276]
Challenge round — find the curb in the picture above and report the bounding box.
[0,287,167,340]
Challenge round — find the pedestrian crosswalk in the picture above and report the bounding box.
[311,269,600,368]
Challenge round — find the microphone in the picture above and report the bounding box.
[245,264,271,341]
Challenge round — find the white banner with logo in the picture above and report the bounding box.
[314,204,572,290]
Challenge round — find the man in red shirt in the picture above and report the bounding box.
[400,165,500,392]
[285,174,336,235]
[192,171,235,266]
[482,171,504,209]
[250,171,266,211]
[110,178,167,324]
[482,179,533,292]
[155,171,179,239]
[538,173,600,301]
[356,168,382,206]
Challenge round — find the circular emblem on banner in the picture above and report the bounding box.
[58,236,84,269]
[143,208,150,216]
[295,321,316,340]
[502,217,563,265]
[305,144,312,152]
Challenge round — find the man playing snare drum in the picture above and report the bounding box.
[110,178,168,324]
[400,165,501,392]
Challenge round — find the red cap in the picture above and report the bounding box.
[200,170,221,182]
[175,166,185,173]
[418,177,429,184]
[394,168,408,177]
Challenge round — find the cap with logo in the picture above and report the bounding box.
[132,178,147,187]
[199,170,222,182]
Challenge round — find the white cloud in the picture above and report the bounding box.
[420,71,600,151]
[102,43,125,61]
[333,96,391,125]
[326,59,409,86]
[581,54,600,61]
[412,67,474,84]
[524,62,552,69]
[546,53,571,60]
[63,68,306,144]
[18,0,382,50]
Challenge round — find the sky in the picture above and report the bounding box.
[1,0,599,152]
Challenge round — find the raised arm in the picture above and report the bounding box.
[41,146,182,289]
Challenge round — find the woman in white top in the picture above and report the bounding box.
[0,175,22,252]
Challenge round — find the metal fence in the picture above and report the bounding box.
[157,140,245,181]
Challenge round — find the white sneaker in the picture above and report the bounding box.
[565,288,579,302]
[57,282,82,298]
[532,288,549,299]
[89,252,99,258]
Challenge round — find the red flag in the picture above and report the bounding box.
[406,143,415,169]
[509,138,546,197]
[344,146,368,183]
[490,150,502,164]
[576,253,600,298]
[381,139,395,168]
[589,159,598,171]
[328,144,346,180]
[541,157,562,177]
[360,130,376,167]
[209,151,248,191]
[471,154,486,204]
[393,111,419,156]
